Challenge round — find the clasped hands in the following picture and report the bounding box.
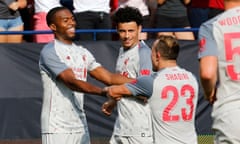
[101,86,122,116]
[101,86,148,116]
[102,86,122,101]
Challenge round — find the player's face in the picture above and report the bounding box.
[51,9,76,44]
[117,22,141,50]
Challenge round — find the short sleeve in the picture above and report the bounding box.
[125,74,155,98]
[39,43,68,79]
[84,48,101,72]
[198,18,219,59]
[138,41,152,76]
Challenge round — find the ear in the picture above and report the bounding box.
[49,24,56,31]
[156,51,161,61]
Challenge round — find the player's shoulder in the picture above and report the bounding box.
[134,74,156,86]
[40,42,55,56]
[139,40,151,53]
[200,15,220,31]
[171,66,196,77]
[178,66,194,74]
[223,6,240,16]
[214,7,240,27]
[139,41,151,50]
[180,67,198,83]
[73,42,92,53]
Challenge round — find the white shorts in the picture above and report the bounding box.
[42,132,90,144]
[110,134,153,144]
[213,107,240,144]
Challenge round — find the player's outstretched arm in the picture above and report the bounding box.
[57,68,106,96]
[105,85,133,101]
[90,66,134,86]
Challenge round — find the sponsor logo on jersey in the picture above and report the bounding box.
[140,69,150,76]
[82,55,86,61]
[124,58,129,65]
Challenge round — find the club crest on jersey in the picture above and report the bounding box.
[82,55,86,61]
[66,56,70,60]
[124,58,129,65]
[199,37,206,52]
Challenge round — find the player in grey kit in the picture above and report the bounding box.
[39,7,132,144]
[198,0,240,143]
[104,36,199,144]
[102,6,154,144]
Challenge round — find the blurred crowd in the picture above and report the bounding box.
[0,0,224,43]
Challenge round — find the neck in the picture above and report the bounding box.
[123,42,139,51]
[158,60,177,70]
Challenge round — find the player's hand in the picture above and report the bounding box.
[102,98,117,116]
[208,96,216,105]
[106,86,122,101]
[208,88,217,105]
[137,95,148,103]
[205,87,217,105]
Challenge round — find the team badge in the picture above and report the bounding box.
[199,37,206,52]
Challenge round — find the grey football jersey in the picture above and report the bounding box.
[198,7,240,111]
[126,67,198,144]
[39,39,100,134]
[113,41,153,136]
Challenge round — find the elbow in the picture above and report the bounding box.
[65,81,79,91]
[59,77,79,91]
[199,56,218,81]
[200,70,215,82]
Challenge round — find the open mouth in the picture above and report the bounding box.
[67,27,75,33]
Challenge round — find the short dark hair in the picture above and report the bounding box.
[46,7,69,26]
[155,35,180,60]
[112,6,143,26]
